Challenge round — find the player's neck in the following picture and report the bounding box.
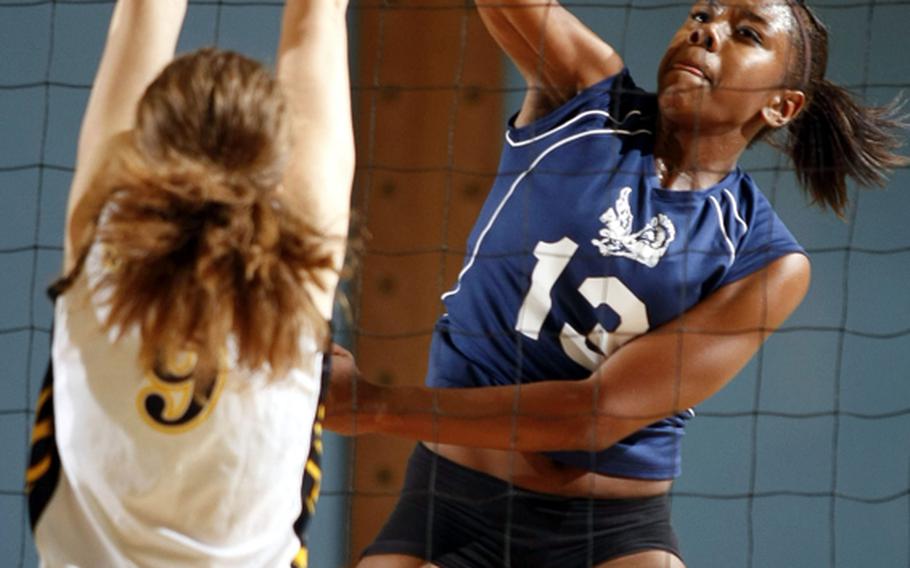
[654,122,747,191]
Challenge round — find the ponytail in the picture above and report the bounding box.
[784,3,909,218]
[56,140,334,387]
[53,48,336,391]
[786,79,908,217]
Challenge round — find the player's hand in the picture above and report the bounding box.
[324,343,380,435]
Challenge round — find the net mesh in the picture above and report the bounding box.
[1,1,908,566]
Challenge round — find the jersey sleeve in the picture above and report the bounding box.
[504,69,654,144]
[716,183,806,288]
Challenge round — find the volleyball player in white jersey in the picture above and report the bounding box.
[25,0,354,566]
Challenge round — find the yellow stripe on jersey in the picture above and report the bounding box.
[35,387,52,414]
[26,454,51,485]
[305,459,322,483]
[292,546,308,568]
[311,402,325,457]
[304,459,322,515]
[27,384,55,494]
[30,419,53,444]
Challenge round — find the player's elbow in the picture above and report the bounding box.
[760,253,812,335]
[782,253,811,311]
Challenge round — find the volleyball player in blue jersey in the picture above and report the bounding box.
[327,0,906,566]
[26,0,353,565]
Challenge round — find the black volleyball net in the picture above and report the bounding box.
[1,1,908,567]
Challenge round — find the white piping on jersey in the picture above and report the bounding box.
[708,195,736,264]
[441,126,651,301]
[505,110,643,148]
[723,188,748,232]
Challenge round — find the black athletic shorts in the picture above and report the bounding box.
[362,444,683,567]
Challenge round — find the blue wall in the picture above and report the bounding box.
[2,1,908,566]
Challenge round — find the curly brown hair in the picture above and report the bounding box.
[56,48,334,391]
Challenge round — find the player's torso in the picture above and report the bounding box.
[440,109,744,386]
[33,245,322,567]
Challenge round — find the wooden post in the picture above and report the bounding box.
[349,0,502,558]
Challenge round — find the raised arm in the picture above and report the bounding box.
[65,0,188,272]
[277,0,355,318]
[327,253,811,451]
[475,0,623,125]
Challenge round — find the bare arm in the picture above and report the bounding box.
[65,0,188,272]
[276,0,355,319]
[327,253,811,451]
[475,0,623,126]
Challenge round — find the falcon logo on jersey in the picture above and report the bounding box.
[591,186,675,267]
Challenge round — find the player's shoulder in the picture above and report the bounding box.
[723,170,781,222]
[505,69,656,147]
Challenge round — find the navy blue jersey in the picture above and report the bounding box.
[427,70,805,480]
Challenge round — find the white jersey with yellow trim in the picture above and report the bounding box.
[31,243,323,567]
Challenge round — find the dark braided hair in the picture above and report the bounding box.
[781,1,908,217]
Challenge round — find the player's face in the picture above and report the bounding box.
[657,0,800,133]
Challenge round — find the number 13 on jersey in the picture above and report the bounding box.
[514,237,650,371]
